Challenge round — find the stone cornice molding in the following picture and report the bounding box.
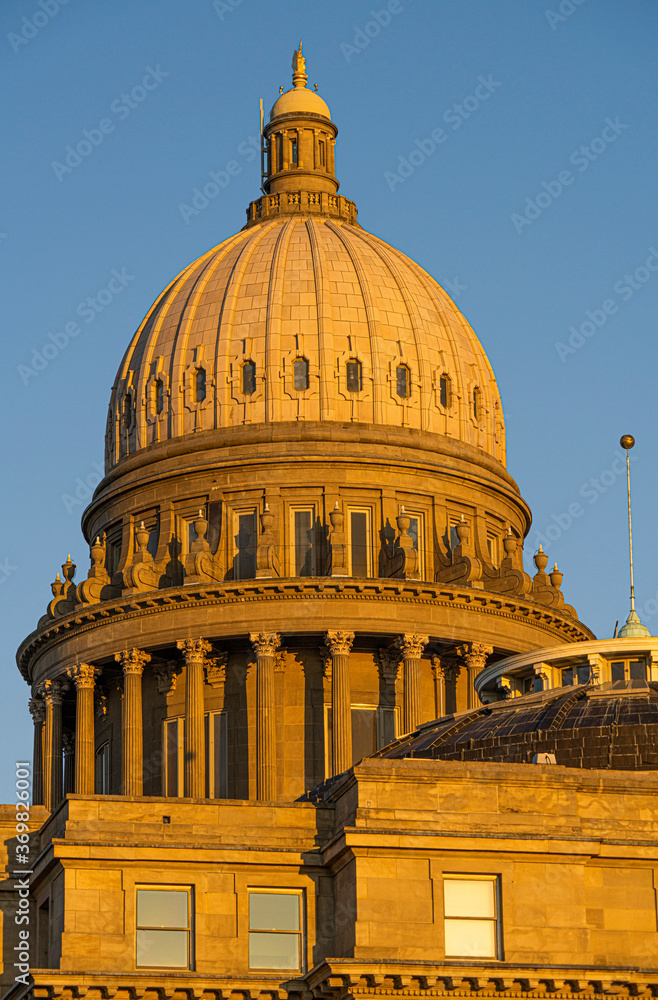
[114,647,151,675]
[17,580,595,683]
[324,630,355,656]
[66,662,101,689]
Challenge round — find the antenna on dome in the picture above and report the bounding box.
[618,434,650,638]
[260,98,266,194]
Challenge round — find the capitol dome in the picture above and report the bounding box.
[105,45,504,474]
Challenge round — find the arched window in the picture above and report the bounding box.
[123,393,133,430]
[346,359,362,393]
[396,365,411,399]
[439,375,451,409]
[293,357,309,391]
[473,387,481,422]
[242,360,256,395]
[195,367,206,403]
[155,379,164,415]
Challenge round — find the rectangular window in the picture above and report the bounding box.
[95,742,110,794]
[163,717,184,797]
[611,658,646,683]
[443,876,500,959]
[136,887,191,969]
[318,140,325,166]
[324,704,398,774]
[404,512,424,579]
[562,664,591,686]
[291,138,298,165]
[248,890,303,971]
[205,710,228,799]
[291,507,316,576]
[348,508,371,577]
[233,509,257,579]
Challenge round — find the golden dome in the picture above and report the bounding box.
[106,216,505,471]
[269,86,331,122]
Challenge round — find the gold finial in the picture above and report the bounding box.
[292,40,308,89]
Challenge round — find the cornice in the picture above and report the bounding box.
[17,579,594,683]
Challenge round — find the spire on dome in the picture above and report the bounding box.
[292,41,308,89]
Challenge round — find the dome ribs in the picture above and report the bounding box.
[306,219,334,421]
[326,220,384,424]
[211,222,279,428]
[341,224,431,431]
[265,219,297,423]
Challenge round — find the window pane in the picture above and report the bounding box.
[293,357,309,391]
[294,509,314,576]
[444,879,495,918]
[407,517,419,548]
[164,719,179,797]
[473,389,480,420]
[242,361,256,395]
[577,665,591,684]
[562,667,573,686]
[291,139,298,164]
[629,659,645,680]
[249,892,300,931]
[214,712,228,798]
[610,661,624,682]
[346,360,362,392]
[444,918,496,958]
[249,931,299,970]
[350,511,369,577]
[396,365,410,398]
[137,889,188,928]
[195,368,206,403]
[155,380,164,414]
[439,376,449,408]
[137,929,188,968]
[352,708,377,764]
[235,512,257,579]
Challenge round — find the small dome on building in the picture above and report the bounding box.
[270,41,331,120]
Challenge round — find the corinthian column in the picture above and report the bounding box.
[38,679,69,812]
[28,697,46,806]
[177,638,212,799]
[325,631,355,775]
[67,663,100,794]
[455,642,493,710]
[249,633,281,801]
[395,634,429,734]
[115,648,150,796]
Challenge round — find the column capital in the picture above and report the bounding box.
[29,696,46,724]
[62,731,75,756]
[37,678,69,705]
[153,660,181,695]
[454,642,493,671]
[395,633,429,658]
[378,647,401,682]
[324,631,355,656]
[177,638,213,664]
[115,647,151,675]
[250,632,281,657]
[67,662,101,689]
[430,654,444,681]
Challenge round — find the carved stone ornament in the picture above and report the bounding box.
[378,647,401,683]
[115,648,151,675]
[28,697,46,725]
[454,642,493,671]
[177,637,213,664]
[394,633,429,659]
[324,631,355,656]
[249,633,281,657]
[152,660,181,696]
[205,652,229,688]
[36,678,69,705]
[67,662,101,689]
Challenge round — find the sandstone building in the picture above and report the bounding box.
[3,45,657,1000]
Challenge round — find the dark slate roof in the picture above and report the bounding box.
[372,681,658,770]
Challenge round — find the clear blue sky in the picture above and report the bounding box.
[2,0,657,801]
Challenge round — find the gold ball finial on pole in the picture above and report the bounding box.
[620,434,635,450]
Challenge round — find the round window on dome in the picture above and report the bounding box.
[396,365,411,399]
[242,360,256,395]
[346,359,362,393]
[293,357,309,391]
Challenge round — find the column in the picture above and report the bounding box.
[67,663,100,795]
[325,631,355,775]
[249,633,281,801]
[395,634,429,734]
[63,733,75,795]
[115,648,150,796]
[39,679,68,812]
[28,697,45,806]
[430,656,445,719]
[177,638,212,799]
[455,643,493,710]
